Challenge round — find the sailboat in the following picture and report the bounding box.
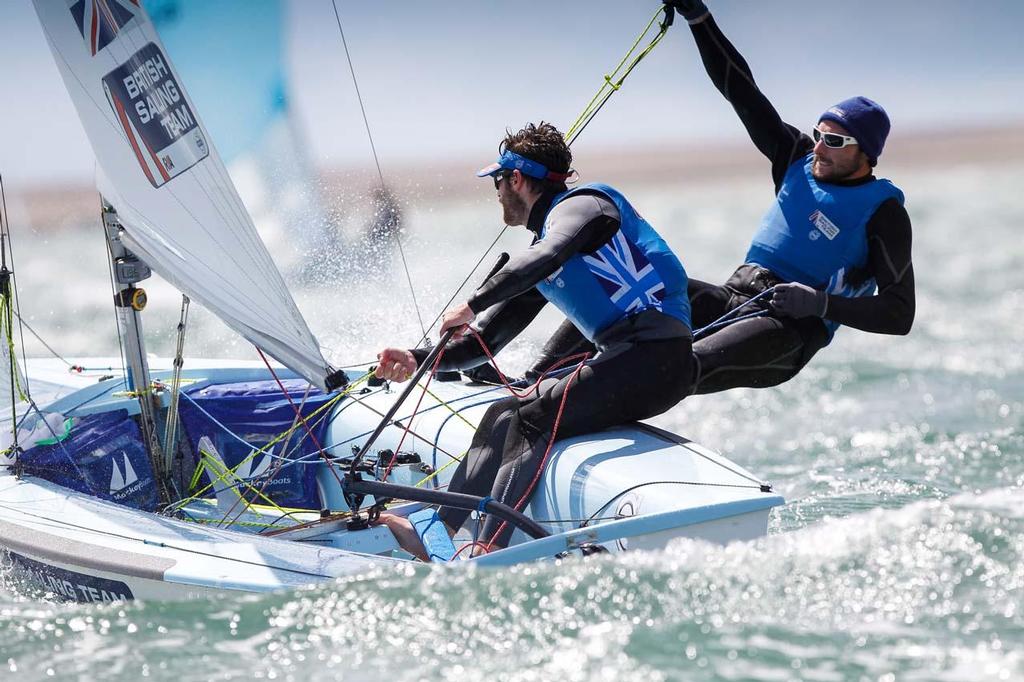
[0,1,782,601]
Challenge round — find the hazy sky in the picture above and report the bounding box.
[1,0,1022,185]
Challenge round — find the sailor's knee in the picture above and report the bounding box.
[480,397,519,426]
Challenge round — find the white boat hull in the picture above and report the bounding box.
[0,472,400,602]
[1,359,783,600]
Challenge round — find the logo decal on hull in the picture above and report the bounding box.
[7,552,135,602]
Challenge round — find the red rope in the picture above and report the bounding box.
[256,348,345,490]
[451,540,490,560]
[467,327,590,399]
[462,328,590,552]
[253,326,587,550]
[482,357,587,551]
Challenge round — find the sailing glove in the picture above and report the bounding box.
[662,0,709,23]
[770,283,829,319]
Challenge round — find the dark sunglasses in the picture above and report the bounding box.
[812,126,858,149]
[493,170,513,190]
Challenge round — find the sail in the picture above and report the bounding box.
[32,0,334,390]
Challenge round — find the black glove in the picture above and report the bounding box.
[463,363,520,386]
[770,283,829,319]
[662,0,709,23]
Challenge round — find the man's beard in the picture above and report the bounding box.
[502,191,528,226]
[812,153,862,182]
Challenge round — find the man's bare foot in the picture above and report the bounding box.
[374,513,430,562]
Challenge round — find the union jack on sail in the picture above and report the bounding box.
[69,0,139,56]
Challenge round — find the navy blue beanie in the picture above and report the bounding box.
[818,96,890,165]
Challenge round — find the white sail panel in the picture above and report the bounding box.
[32,0,333,390]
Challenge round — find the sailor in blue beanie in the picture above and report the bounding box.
[818,96,891,167]
[523,1,915,399]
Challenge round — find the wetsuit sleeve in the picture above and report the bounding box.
[466,193,620,313]
[823,198,915,335]
[687,14,813,190]
[410,289,550,371]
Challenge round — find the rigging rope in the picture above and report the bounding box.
[165,372,371,519]
[330,0,428,344]
[352,322,591,556]
[0,174,33,409]
[564,6,675,145]
[9,310,75,371]
[692,287,776,340]
[161,295,190,475]
[481,354,589,552]
[214,380,316,528]
[379,345,450,482]
[0,174,29,452]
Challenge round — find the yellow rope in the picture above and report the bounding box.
[184,388,351,503]
[422,385,478,431]
[413,453,464,489]
[564,6,673,145]
[194,449,293,516]
[1,293,29,403]
[174,371,373,513]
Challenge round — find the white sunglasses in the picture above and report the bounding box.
[812,126,859,149]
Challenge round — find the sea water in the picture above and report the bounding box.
[1,160,1021,681]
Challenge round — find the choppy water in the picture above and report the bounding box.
[2,159,1022,680]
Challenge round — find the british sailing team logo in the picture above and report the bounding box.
[101,41,209,188]
[78,0,209,189]
[69,0,140,56]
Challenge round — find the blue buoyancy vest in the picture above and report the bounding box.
[534,183,691,341]
[746,155,904,288]
[745,155,904,339]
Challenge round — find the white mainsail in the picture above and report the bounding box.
[32,0,335,390]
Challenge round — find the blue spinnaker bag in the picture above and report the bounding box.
[18,409,160,511]
[178,379,334,509]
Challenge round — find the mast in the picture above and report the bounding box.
[101,201,172,506]
[0,174,21,459]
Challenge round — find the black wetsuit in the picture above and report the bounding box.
[527,13,915,393]
[411,189,692,547]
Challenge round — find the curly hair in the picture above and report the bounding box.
[499,122,572,194]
